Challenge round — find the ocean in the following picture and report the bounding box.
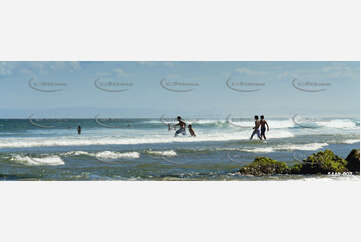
[0,117,359,180]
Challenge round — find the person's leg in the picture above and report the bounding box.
[257,129,262,140]
[261,128,266,140]
[182,128,186,135]
[175,128,186,136]
[250,130,256,140]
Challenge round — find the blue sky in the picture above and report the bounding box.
[0,61,359,118]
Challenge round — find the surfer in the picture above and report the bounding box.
[250,115,261,140]
[77,125,81,135]
[188,124,196,137]
[174,116,186,136]
[260,115,270,140]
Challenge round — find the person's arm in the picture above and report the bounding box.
[266,121,269,131]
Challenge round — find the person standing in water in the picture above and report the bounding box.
[260,115,270,140]
[250,115,261,140]
[174,116,186,136]
[77,125,81,135]
[188,124,196,137]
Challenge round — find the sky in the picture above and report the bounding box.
[0,61,359,119]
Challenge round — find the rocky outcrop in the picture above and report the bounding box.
[238,156,289,176]
[239,149,356,176]
[345,149,360,173]
[290,149,348,174]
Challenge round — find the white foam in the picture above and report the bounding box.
[0,129,294,148]
[11,155,64,166]
[267,119,296,129]
[277,143,328,151]
[193,120,224,124]
[239,142,328,153]
[267,130,295,139]
[61,150,140,160]
[95,151,140,160]
[317,119,358,129]
[240,147,275,153]
[146,150,177,157]
[342,139,360,144]
[63,151,91,156]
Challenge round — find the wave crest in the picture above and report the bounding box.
[11,155,64,166]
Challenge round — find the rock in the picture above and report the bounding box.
[345,149,360,173]
[239,156,289,176]
[238,150,356,176]
[290,149,347,174]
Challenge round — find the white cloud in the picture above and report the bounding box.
[97,68,128,78]
[278,63,359,80]
[97,72,112,77]
[20,68,35,76]
[0,62,16,76]
[321,64,358,78]
[69,61,81,71]
[163,62,175,67]
[0,62,83,77]
[137,61,176,67]
[48,62,81,72]
[234,67,265,76]
[113,68,127,77]
[322,64,350,73]
[166,73,181,79]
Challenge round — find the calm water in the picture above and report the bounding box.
[0,117,359,180]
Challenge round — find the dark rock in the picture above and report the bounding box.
[239,150,357,176]
[345,149,360,173]
[239,156,289,176]
[290,149,347,174]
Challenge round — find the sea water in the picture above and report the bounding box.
[0,118,359,180]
